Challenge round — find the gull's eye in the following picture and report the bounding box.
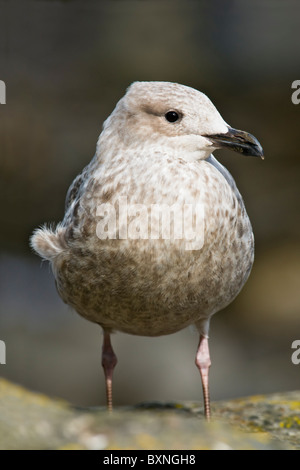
[165,111,180,123]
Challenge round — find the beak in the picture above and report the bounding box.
[205,127,264,159]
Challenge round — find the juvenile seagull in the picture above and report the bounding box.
[31,82,263,420]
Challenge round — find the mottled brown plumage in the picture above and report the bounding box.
[31,81,263,419]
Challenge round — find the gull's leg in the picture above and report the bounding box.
[101,330,117,412]
[195,334,211,421]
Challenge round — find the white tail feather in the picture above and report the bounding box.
[30,224,66,261]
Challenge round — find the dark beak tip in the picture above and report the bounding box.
[250,143,264,159]
[206,127,264,160]
[251,141,264,159]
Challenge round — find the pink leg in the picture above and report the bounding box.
[101,331,117,412]
[195,334,211,421]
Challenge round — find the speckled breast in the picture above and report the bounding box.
[55,161,254,337]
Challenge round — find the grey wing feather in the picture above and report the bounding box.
[205,154,244,206]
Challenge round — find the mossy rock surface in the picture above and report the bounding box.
[0,378,299,450]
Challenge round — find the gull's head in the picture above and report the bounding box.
[99,81,263,162]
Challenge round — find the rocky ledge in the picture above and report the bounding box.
[0,378,299,450]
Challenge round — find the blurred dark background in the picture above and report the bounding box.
[0,0,299,407]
